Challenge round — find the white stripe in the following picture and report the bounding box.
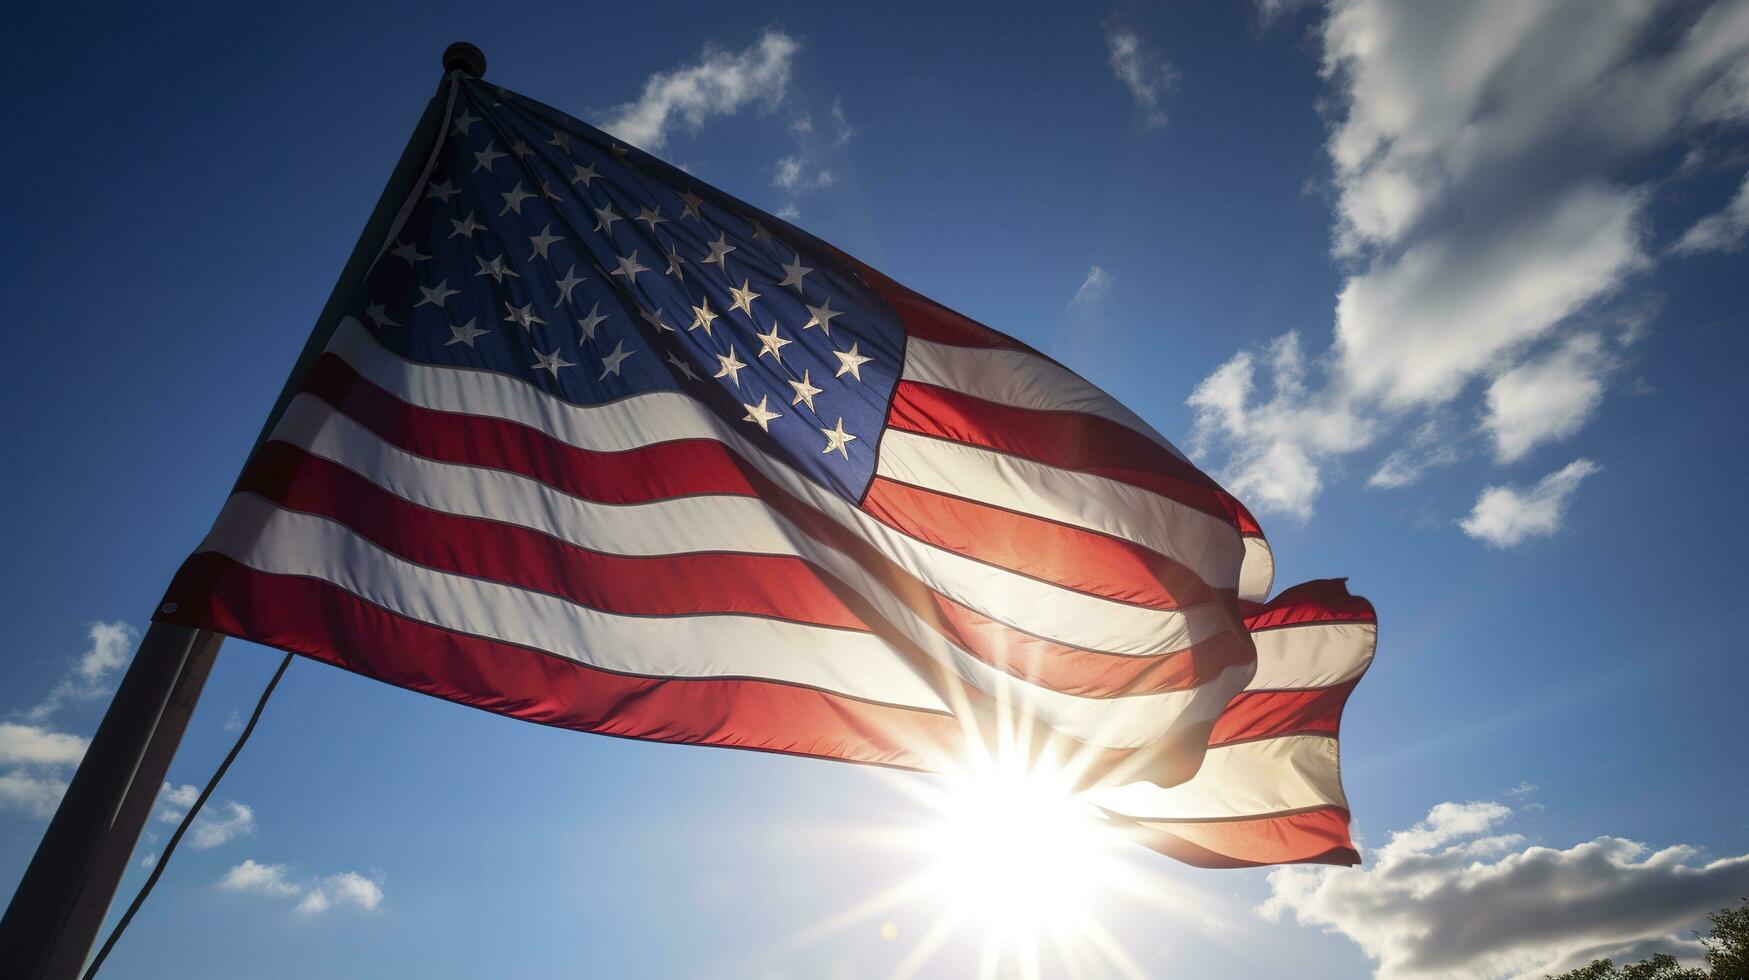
[874,430,1246,588]
[1088,735,1345,819]
[1248,622,1376,692]
[266,395,1254,747]
[1239,536,1274,603]
[901,338,1189,462]
[322,319,1208,658]
[200,494,951,712]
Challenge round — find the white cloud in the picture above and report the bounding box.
[1105,27,1179,129]
[220,859,301,897]
[1186,0,1749,527]
[1261,800,1749,979]
[0,769,70,817]
[1673,171,1749,253]
[1366,417,1463,489]
[774,96,853,216]
[1069,266,1114,311]
[1482,334,1613,464]
[153,781,255,849]
[297,872,384,916]
[773,155,835,193]
[1188,332,1376,519]
[601,30,799,152]
[23,620,138,722]
[1460,458,1599,548]
[221,861,383,916]
[0,722,88,767]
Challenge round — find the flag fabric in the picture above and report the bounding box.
[156,72,1373,867]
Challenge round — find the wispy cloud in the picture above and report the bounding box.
[220,860,384,916]
[1069,266,1114,311]
[602,30,799,152]
[23,620,137,722]
[155,782,256,849]
[774,96,854,220]
[1262,799,1749,979]
[1460,459,1599,548]
[1673,171,1749,254]
[1186,1,1749,529]
[1105,26,1179,129]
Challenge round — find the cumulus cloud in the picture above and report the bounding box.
[1105,26,1179,129]
[601,30,799,152]
[1187,0,1749,526]
[23,620,138,722]
[221,860,383,915]
[154,782,256,849]
[1261,800,1749,979]
[1673,171,1749,253]
[1460,459,1599,548]
[0,722,88,767]
[1482,334,1613,464]
[0,769,70,817]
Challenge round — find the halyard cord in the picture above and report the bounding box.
[81,652,295,980]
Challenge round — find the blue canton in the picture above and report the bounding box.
[354,77,906,503]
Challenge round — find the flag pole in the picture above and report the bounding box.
[0,43,485,980]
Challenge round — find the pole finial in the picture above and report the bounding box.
[442,42,487,78]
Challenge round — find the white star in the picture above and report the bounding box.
[364,303,401,330]
[593,203,623,234]
[500,182,535,216]
[531,346,575,378]
[416,279,459,308]
[700,232,736,270]
[473,142,506,173]
[549,130,571,152]
[663,242,686,281]
[576,302,609,341]
[474,254,521,283]
[819,417,858,460]
[788,370,823,411]
[451,109,481,136]
[833,342,872,381]
[390,240,430,266]
[741,394,782,432]
[666,350,699,381]
[729,279,761,317]
[449,212,485,239]
[714,347,748,387]
[689,298,718,335]
[777,255,812,293]
[804,298,842,333]
[680,190,704,220]
[504,301,546,331]
[635,206,666,231]
[639,306,675,332]
[611,250,650,282]
[598,340,635,379]
[541,180,563,204]
[425,179,459,204]
[529,224,563,261]
[750,220,774,244]
[553,265,586,305]
[755,321,792,363]
[611,142,630,160]
[511,140,535,159]
[571,162,598,187]
[445,317,488,347]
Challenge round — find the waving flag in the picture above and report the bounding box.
[156,72,1372,866]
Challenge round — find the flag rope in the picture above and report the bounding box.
[80,652,295,979]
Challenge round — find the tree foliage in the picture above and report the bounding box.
[1545,900,1749,980]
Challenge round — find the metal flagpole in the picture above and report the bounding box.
[0,42,487,980]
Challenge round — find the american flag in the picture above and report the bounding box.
[156,72,1374,868]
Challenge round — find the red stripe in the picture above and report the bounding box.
[238,441,867,631]
[888,381,1262,535]
[301,353,758,504]
[158,553,962,769]
[1118,806,1359,868]
[863,477,1230,612]
[296,362,1255,699]
[1208,682,1358,747]
[1241,578,1375,629]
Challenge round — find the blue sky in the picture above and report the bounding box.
[3,1,1748,977]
